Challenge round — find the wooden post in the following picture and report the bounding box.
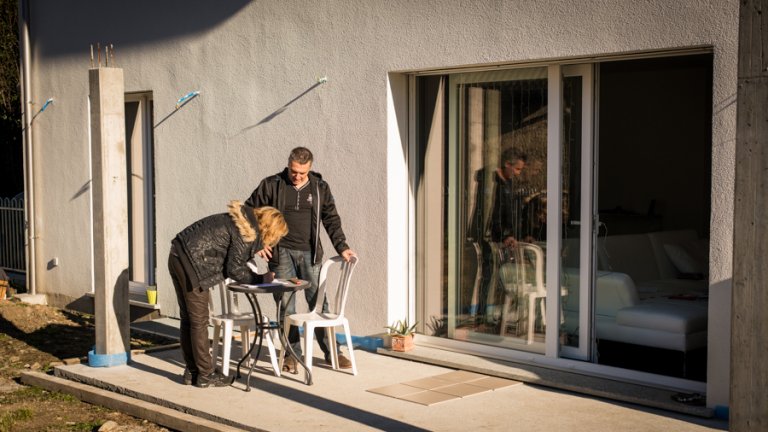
[88,67,130,367]
[731,0,768,428]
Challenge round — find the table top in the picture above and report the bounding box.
[228,279,309,294]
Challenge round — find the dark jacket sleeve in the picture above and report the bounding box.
[319,181,350,254]
[225,238,256,284]
[245,176,275,208]
[224,229,259,285]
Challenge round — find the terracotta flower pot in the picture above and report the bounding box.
[391,335,414,352]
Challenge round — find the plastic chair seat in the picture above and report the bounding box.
[280,256,359,376]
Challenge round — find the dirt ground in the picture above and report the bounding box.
[0,298,177,431]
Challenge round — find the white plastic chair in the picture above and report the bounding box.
[519,243,547,344]
[209,279,281,377]
[280,256,359,376]
[500,243,567,344]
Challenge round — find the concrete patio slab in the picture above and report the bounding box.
[42,347,727,432]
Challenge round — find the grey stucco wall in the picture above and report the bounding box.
[25,0,737,405]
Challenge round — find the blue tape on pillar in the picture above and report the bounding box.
[88,349,130,367]
[714,405,729,420]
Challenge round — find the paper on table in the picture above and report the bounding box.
[273,278,303,286]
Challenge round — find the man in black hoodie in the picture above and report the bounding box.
[246,147,356,373]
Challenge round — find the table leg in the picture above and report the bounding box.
[234,293,266,392]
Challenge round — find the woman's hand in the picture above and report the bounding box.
[262,271,275,284]
[256,245,273,260]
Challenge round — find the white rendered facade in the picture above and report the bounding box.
[21,0,738,409]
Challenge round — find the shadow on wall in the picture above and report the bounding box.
[32,0,251,57]
[232,81,325,138]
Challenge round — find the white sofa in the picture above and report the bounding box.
[562,230,709,352]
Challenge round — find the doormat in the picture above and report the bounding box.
[367,370,521,406]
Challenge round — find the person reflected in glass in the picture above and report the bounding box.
[468,148,527,328]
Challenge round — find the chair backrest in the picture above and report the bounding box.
[519,243,545,295]
[313,255,359,317]
[209,277,243,317]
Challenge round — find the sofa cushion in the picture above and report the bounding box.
[594,271,639,316]
[597,318,707,352]
[646,230,698,280]
[634,278,708,300]
[664,243,704,275]
[598,234,659,283]
[616,302,707,334]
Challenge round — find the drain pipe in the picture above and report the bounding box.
[19,0,36,295]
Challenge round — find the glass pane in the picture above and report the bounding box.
[450,68,548,351]
[561,75,583,350]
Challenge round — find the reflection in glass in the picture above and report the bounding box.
[560,75,583,349]
[450,69,550,350]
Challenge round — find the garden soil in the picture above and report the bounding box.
[0,298,176,431]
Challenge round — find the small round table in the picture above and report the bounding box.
[228,280,313,391]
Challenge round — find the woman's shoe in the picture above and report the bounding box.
[195,372,231,388]
[182,367,198,385]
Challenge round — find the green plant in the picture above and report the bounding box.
[384,319,418,337]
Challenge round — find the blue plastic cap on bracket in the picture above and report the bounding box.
[176,90,200,109]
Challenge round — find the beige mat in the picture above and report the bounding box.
[367,370,521,406]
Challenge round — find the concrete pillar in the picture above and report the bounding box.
[88,67,130,367]
[731,0,768,428]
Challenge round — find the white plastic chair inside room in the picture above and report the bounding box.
[500,243,568,344]
[280,255,359,375]
[209,278,281,377]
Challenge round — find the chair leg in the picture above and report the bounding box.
[326,327,338,369]
[342,320,357,375]
[527,295,536,344]
[211,323,222,372]
[500,294,513,337]
[221,322,233,376]
[239,326,251,368]
[264,329,281,377]
[303,323,315,375]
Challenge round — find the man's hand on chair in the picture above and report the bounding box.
[341,249,357,262]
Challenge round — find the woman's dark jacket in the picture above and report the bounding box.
[171,200,262,290]
[245,169,349,266]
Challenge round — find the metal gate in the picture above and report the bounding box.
[0,197,25,272]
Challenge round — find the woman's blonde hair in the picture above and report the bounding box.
[253,206,288,248]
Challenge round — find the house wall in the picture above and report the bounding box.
[25,0,737,406]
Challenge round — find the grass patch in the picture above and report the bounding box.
[0,407,33,432]
[2,386,78,404]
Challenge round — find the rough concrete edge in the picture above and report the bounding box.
[377,347,715,418]
[21,370,264,432]
[14,293,47,305]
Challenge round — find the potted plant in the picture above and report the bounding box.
[385,319,418,352]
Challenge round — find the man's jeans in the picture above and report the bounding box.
[273,247,333,357]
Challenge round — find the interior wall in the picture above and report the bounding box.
[598,55,713,238]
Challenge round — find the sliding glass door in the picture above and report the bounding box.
[448,67,551,352]
[417,65,595,359]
